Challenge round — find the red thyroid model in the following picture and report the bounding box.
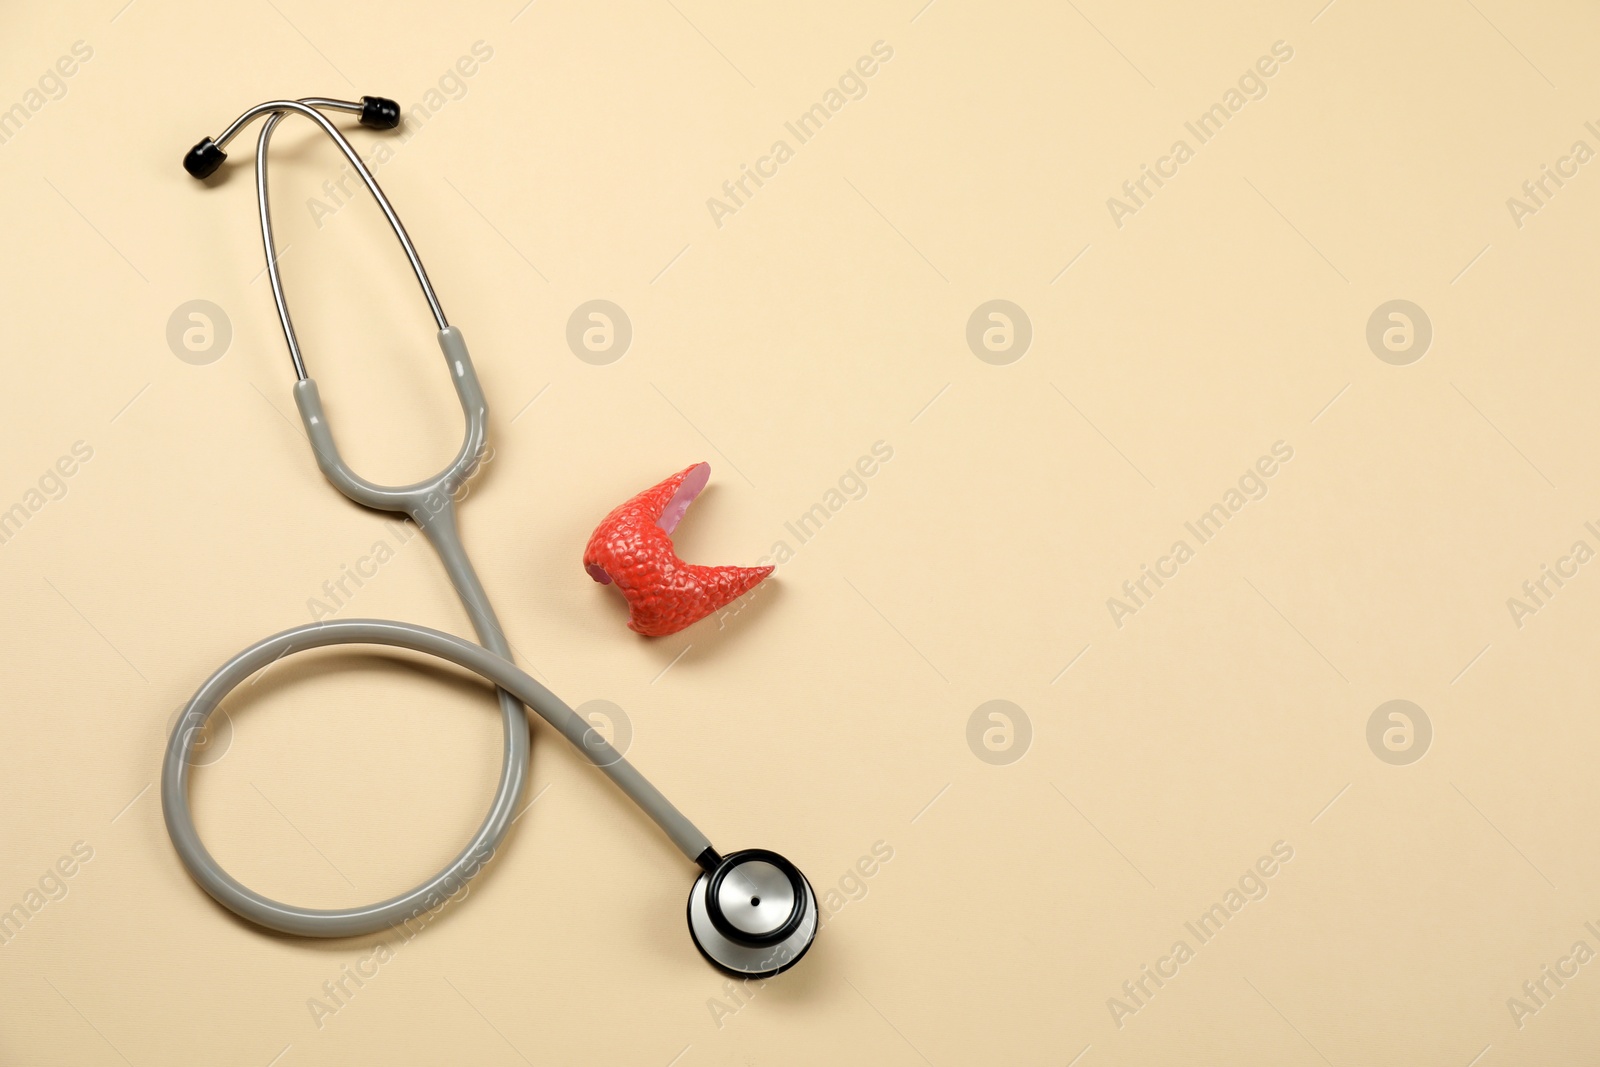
[584,462,773,637]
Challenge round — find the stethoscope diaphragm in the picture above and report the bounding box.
[687,850,818,978]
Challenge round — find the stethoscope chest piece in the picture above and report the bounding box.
[687,849,818,978]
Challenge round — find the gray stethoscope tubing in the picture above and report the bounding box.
[165,620,711,937]
[162,97,714,939]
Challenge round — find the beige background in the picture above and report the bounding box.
[3,0,1599,1063]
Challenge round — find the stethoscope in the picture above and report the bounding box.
[162,95,818,978]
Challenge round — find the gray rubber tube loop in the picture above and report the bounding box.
[161,326,712,937]
[162,618,711,937]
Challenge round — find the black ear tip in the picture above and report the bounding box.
[183,137,226,179]
[359,95,401,130]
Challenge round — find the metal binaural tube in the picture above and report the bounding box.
[217,98,446,378]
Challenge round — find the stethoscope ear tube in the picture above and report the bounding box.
[193,96,447,379]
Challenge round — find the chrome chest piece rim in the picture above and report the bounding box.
[687,849,818,978]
